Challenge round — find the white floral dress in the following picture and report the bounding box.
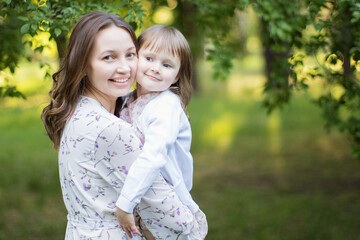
[59,96,195,240]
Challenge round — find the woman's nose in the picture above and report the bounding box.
[116,61,130,73]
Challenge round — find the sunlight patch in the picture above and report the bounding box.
[267,110,281,155]
[203,113,241,151]
[266,110,284,171]
[153,7,174,25]
[227,73,265,100]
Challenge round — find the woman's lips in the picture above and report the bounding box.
[110,77,130,83]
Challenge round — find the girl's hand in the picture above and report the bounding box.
[116,207,142,238]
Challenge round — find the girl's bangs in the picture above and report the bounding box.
[142,34,182,57]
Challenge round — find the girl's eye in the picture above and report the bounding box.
[146,56,153,62]
[163,63,172,68]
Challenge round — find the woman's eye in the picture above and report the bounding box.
[146,56,153,62]
[127,52,136,58]
[104,55,113,61]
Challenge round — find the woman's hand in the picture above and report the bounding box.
[116,207,142,238]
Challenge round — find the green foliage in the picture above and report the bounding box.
[190,0,248,80]
[0,2,24,74]
[186,0,360,160]
[0,0,145,98]
[1,0,360,159]
[296,0,360,159]
[254,0,306,112]
[206,41,235,81]
[260,0,360,160]
[0,85,26,99]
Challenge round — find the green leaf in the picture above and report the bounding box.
[2,86,26,99]
[352,51,360,62]
[20,24,30,34]
[35,46,44,53]
[54,28,62,37]
[31,24,37,31]
[129,21,138,31]
[4,0,11,4]
[18,16,29,22]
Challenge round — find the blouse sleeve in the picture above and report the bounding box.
[116,98,184,213]
[93,120,143,203]
[173,179,199,213]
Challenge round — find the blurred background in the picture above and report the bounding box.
[1,0,360,239]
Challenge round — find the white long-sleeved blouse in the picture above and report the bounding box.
[116,90,199,214]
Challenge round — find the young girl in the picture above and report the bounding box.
[42,12,195,240]
[116,25,208,240]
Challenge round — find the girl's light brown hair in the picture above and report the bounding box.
[41,11,138,149]
[138,25,193,109]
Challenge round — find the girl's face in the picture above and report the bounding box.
[136,47,180,96]
[86,25,137,110]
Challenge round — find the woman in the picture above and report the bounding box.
[41,11,194,239]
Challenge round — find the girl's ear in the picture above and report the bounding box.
[173,74,180,84]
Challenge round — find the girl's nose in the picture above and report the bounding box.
[151,65,160,74]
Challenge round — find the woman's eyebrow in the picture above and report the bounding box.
[100,46,136,55]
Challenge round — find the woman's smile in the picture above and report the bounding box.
[110,76,130,83]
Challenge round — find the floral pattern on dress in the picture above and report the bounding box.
[120,92,160,144]
[59,96,196,240]
[60,96,145,239]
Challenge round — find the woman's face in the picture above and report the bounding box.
[86,25,137,110]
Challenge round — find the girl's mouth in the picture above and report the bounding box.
[145,74,160,81]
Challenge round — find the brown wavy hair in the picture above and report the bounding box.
[41,11,138,149]
[137,25,193,109]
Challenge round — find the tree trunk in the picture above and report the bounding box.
[259,18,292,112]
[174,1,202,93]
[339,7,353,78]
[261,18,290,90]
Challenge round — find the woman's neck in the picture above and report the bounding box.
[84,91,116,113]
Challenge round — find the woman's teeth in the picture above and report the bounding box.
[112,78,128,83]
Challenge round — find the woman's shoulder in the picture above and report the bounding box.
[96,114,142,150]
[78,96,118,120]
[73,96,128,131]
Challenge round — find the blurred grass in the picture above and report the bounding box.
[0,105,66,239]
[0,59,360,239]
[189,93,360,239]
